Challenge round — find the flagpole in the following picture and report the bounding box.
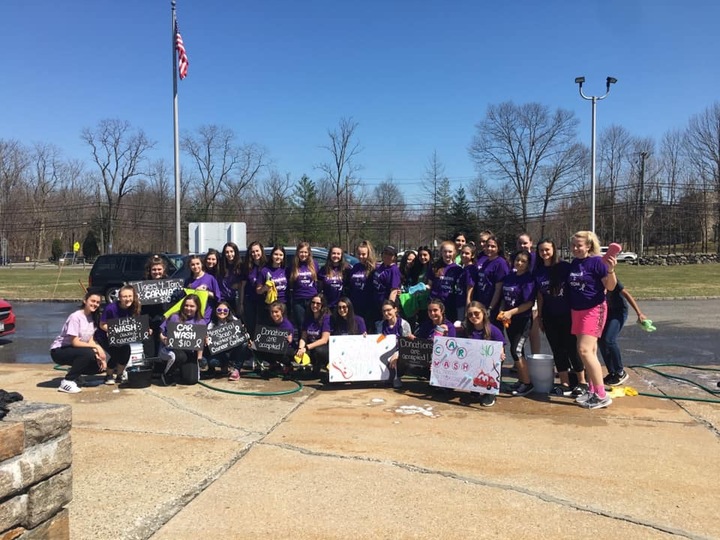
[172,0,182,254]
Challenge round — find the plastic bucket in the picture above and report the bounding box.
[125,362,153,388]
[528,354,555,394]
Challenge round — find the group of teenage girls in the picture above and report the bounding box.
[51,231,642,410]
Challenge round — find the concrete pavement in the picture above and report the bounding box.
[1,363,719,539]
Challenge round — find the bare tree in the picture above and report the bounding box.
[423,151,449,245]
[469,102,579,230]
[598,125,632,240]
[181,125,267,221]
[537,143,587,238]
[0,140,29,256]
[252,171,293,246]
[369,179,406,248]
[317,118,362,250]
[27,143,63,260]
[81,119,154,253]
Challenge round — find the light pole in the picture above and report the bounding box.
[575,76,617,233]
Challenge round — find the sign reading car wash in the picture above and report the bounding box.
[328,334,397,383]
[429,336,503,395]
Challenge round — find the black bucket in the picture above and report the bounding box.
[126,362,154,388]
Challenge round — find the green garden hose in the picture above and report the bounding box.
[628,363,720,403]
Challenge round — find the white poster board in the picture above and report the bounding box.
[328,334,397,383]
[430,336,503,394]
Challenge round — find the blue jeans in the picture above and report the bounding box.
[599,313,627,374]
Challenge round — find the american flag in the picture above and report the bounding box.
[175,21,188,80]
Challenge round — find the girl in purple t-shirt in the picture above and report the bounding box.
[258,246,289,311]
[347,240,377,331]
[498,250,537,397]
[318,246,349,308]
[218,242,243,312]
[288,242,319,334]
[566,231,618,410]
[466,235,509,326]
[371,246,402,323]
[98,285,143,385]
[159,294,206,386]
[240,241,267,335]
[297,293,331,376]
[426,241,464,320]
[376,299,414,389]
[185,254,222,323]
[415,299,457,340]
[329,297,367,336]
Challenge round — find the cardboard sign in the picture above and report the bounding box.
[166,321,207,351]
[253,325,290,356]
[207,321,249,355]
[107,315,150,346]
[328,334,398,383]
[430,336,503,394]
[130,278,184,305]
[398,337,433,372]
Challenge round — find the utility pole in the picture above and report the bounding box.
[639,151,648,257]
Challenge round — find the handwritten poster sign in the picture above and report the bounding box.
[166,321,207,351]
[107,315,149,346]
[207,321,249,355]
[430,336,503,394]
[328,334,397,383]
[253,325,290,356]
[130,278,184,305]
[398,337,433,374]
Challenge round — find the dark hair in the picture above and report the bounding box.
[484,234,505,259]
[81,290,103,327]
[305,293,329,322]
[243,241,267,273]
[203,248,220,276]
[323,245,349,276]
[381,299,398,313]
[460,244,476,266]
[269,245,287,269]
[332,296,360,335]
[144,255,168,280]
[536,238,563,296]
[178,294,203,322]
[219,242,242,277]
[427,298,446,317]
[453,231,467,242]
[268,300,286,318]
[211,300,237,325]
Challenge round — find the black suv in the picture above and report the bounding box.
[88,253,181,303]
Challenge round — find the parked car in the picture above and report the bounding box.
[88,253,181,303]
[58,252,85,265]
[600,246,638,262]
[0,299,16,338]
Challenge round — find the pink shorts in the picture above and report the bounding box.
[571,301,607,338]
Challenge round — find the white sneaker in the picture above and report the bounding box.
[58,379,82,394]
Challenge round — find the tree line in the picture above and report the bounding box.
[1,100,719,262]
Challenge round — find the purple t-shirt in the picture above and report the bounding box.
[290,261,319,300]
[185,272,221,323]
[329,315,367,336]
[501,271,536,319]
[302,314,331,344]
[243,266,265,304]
[51,309,96,349]
[426,263,464,308]
[534,262,571,317]
[318,265,346,307]
[415,318,457,340]
[567,256,609,310]
[467,257,510,307]
[372,263,401,306]
[261,266,289,304]
[347,263,373,314]
[218,271,241,303]
[272,317,295,335]
[377,317,411,337]
[467,324,506,344]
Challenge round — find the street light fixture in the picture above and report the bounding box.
[575,75,617,233]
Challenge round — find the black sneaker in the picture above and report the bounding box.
[571,383,589,397]
[511,382,534,396]
[603,373,615,386]
[480,393,496,407]
[553,384,572,397]
[615,371,629,385]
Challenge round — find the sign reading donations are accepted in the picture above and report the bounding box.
[328,334,397,383]
[429,336,503,394]
[130,278,184,305]
[166,321,207,351]
[207,321,249,355]
[253,325,290,356]
[107,315,150,346]
[398,337,433,374]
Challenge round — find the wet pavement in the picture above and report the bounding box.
[1,299,719,367]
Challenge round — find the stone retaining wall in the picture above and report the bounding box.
[0,402,72,540]
[638,253,720,265]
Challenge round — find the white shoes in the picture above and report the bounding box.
[58,379,82,394]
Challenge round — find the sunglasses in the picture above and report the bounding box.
[216,308,230,314]
[467,311,483,317]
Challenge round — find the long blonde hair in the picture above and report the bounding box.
[290,241,317,283]
[572,231,601,256]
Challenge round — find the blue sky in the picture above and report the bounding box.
[2,0,719,198]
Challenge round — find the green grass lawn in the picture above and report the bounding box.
[1,263,720,301]
[0,266,91,301]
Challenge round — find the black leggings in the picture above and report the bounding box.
[308,344,329,373]
[543,312,583,373]
[107,345,131,369]
[51,347,99,381]
[506,317,531,363]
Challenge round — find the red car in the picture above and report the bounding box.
[0,299,16,338]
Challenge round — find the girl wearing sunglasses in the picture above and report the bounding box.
[206,300,251,381]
